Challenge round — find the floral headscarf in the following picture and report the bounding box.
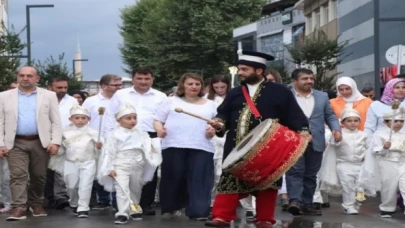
[380,78,405,105]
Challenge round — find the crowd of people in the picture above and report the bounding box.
[0,49,403,228]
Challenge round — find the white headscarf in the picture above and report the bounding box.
[336,77,365,103]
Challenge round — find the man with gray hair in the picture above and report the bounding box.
[82,74,122,210]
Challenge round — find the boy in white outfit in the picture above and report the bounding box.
[368,109,405,218]
[0,158,11,213]
[324,109,367,214]
[98,103,160,225]
[49,105,102,218]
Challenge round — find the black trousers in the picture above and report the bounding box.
[140,132,159,209]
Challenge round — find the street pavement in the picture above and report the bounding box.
[0,197,405,228]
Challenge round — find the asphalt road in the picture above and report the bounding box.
[0,197,404,228]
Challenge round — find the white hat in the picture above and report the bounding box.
[70,105,89,117]
[382,108,405,121]
[341,108,360,123]
[115,103,137,120]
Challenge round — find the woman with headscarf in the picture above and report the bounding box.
[330,77,373,130]
[364,78,405,137]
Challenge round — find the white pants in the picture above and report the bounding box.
[377,158,403,212]
[278,175,287,195]
[63,160,96,212]
[336,162,362,211]
[114,151,144,218]
[240,195,255,213]
[0,159,11,207]
[313,178,329,204]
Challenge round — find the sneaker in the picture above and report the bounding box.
[344,208,358,215]
[6,208,27,221]
[71,207,78,215]
[114,216,128,224]
[30,205,48,217]
[130,213,142,221]
[78,211,89,218]
[246,211,255,221]
[322,203,330,208]
[380,211,393,218]
[92,202,110,210]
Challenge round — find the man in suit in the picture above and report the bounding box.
[286,68,341,216]
[0,66,62,221]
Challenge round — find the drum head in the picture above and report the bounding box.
[223,119,273,169]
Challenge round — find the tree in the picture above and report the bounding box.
[285,30,350,91]
[0,28,26,91]
[33,53,84,92]
[120,0,267,91]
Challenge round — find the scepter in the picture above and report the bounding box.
[389,101,401,141]
[97,107,106,142]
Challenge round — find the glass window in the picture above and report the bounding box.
[260,33,284,61]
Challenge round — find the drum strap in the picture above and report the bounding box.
[241,86,261,119]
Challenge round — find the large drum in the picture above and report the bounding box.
[222,119,309,190]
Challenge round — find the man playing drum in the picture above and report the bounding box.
[205,50,310,228]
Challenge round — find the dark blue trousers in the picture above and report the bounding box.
[160,148,214,218]
[286,145,323,206]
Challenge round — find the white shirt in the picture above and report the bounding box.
[154,96,217,153]
[60,125,99,162]
[246,79,265,97]
[103,87,167,137]
[59,95,79,128]
[82,92,110,131]
[371,127,405,162]
[330,128,368,163]
[294,89,314,118]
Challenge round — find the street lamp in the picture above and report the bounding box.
[26,4,54,65]
[73,59,89,80]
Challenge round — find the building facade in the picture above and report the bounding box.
[0,0,8,34]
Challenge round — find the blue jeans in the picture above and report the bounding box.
[286,145,323,206]
[95,181,116,206]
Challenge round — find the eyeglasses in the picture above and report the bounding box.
[108,84,123,87]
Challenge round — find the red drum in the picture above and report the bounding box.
[222,119,309,190]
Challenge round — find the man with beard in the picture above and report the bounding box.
[285,68,340,216]
[205,51,309,228]
[45,77,78,209]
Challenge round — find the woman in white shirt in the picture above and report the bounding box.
[153,73,217,220]
[364,78,405,138]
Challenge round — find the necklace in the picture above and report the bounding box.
[182,96,201,103]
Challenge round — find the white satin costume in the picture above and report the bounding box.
[48,105,101,213]
[98,103,162,219]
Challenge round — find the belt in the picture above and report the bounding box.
[16,135,40,140]
[147,132,158,138]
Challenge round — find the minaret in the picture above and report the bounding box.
[74,37,83,81]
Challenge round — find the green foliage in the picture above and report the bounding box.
[285,30,350,91]
[120,0,266,91]
[33,53,84,92]
[0,27,26,91]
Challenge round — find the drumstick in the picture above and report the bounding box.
[174,108,212,122]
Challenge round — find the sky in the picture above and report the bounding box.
[9,0,136,80]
